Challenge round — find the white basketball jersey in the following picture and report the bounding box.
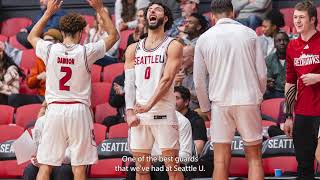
[45,44,92,105]
[135,36,176,114]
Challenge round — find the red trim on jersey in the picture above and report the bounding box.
[84,46,91,73]
[49,101,82,104]
[142,36,169,52]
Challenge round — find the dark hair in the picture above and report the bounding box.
[174,86,191,101]
[211,0,233,14]
[190,13,209,33]
[295,1,318,27]
[265,9,285,29]
[0,51,26,80]
[274,31,289,40]
[59,13,87,37]
[121,0,137,22]
[144,1,174,31]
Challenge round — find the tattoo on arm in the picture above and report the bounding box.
[285,85,297,115]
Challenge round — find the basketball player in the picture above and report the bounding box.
[27,0,118,180]
[193,0,266,180]
[124,2,184,180]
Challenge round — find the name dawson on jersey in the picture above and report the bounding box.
[294,54,320,66]
[57,57,75,65]
[135,55,164,65]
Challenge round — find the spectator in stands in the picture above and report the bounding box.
[115,0,149,31]
[264,31,289,99]
[127,111,193,180]
[259,9,285,58]
[127,8,147,47]
[232,0,272,30]
[102,73,125,127]
[175,46,208,121]
[16,0,65,49]
[167,0,200,38]
[174,85,207,154]
[0,41,25,105]
[23,101,73,180]
[181,13,209,47]
[283,1,320,179]
[7,28,62,107]
[85,9,118,66]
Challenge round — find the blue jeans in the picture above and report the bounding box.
[237,15,262,30]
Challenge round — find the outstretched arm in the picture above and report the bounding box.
[87,0,119,51]
[28,0,63,48]
[136,40,183,113]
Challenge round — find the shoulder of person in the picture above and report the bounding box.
[168,39,183,49]
[265,52,277,62]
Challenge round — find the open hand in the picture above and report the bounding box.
[46,0,63,15]
[87,0,104,11]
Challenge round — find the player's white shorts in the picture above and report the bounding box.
[37,103,98,166]
[210,104,262,145]
[129,124,179,152]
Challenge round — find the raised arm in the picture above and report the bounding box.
[87,0,119,51]
[136,40,183,113]
[27,0,63,48]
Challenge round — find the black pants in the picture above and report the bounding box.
[94,55,118,67]
[8,94,44,108]
[23,163,73,180]
[16,32,33,49]
[102,114,124,128]
[268,125,285,138]
[0,94,8,105]
[293,115,320,180]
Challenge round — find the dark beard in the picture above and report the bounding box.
[147,17,164,30]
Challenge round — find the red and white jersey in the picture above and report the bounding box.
[35,39,106,106]
[134,36,176,115]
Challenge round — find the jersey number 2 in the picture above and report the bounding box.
[144,66,151,79]
[59,67,72,91]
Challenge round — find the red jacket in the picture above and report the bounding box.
[286,31,320,116]
[27,58,46,96]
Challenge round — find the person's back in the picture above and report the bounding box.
[194,1,266,180]
[27,1,119,179]
[196,19,266,106]
[44,42,97,105]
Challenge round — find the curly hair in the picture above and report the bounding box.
[265,9,285,29]
[144,1,174,31]
[59,13,87,36]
